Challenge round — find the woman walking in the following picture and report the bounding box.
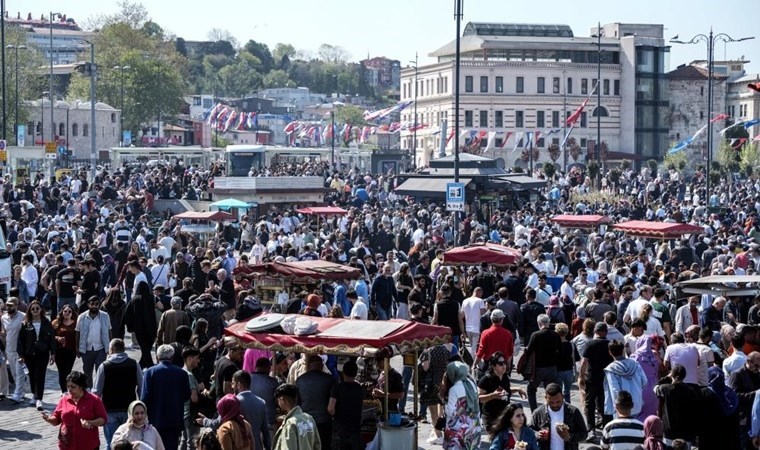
[18,300,56,410]
[215,394,253,450]
[112,400,165,450]
[42,371,108,450]
[443,361,481,450]
[630,335,661,419]
[124,282,158,369]
[489,403,539,450]
[52,305,78,394]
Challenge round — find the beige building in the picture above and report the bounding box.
[24,99,121,159]
[400,22,670,169]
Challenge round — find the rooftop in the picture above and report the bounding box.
[463,22,574,38]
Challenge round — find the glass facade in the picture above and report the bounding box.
[634,46,670,160]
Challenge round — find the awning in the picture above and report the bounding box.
[676,275,760,297]
[613,221,703,239]
[173,211,236,221]
[225,315,451,355]
[296,206,348,215]
[443,243,521,266]
[211,198,252,210]
[493,175,548,190]
[552,214,612,229]
[248,260,362,281]
[394,177,472,196]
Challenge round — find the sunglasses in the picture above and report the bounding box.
[30,307,41,311]
[494,360,506,366]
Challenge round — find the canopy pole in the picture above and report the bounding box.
[413,348,419,450]
[384,356,390,423]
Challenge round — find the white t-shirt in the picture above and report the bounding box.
[85,314,103,351]
[548,405,565,450]
[350,301,369,320]
[461,296,484,333]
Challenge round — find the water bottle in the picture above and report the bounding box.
[20,363,29,376]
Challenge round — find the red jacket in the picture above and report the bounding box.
[476,324,514,361]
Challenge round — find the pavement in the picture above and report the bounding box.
[0,336,603,449]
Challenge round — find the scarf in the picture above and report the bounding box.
[707,366,739,416]
[126,400,150,436]
[446,361,479,415]
[631,335,658,368]
[643,415,666,450]
[217,394,252,445]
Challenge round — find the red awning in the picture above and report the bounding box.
[613,221,704,239]
[296,206,348,215]
[225,314,451,355]
[442,243,521,266]
[551,214,611,228]
[173,211,236,221]
[248,260,362,281]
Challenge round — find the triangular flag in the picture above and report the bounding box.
[512,131,524,152]
[749,82,760,93]
[743,119,760,129]
[500,131,514,149]
[711,113,730,123]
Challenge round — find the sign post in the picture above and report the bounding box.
[446,182,465,212]
[45,141,57,160]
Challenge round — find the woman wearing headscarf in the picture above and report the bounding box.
[629,335,661,420]
[698,366,740,449]
[443,361,481,450]
[123,281,158,368]
[546,295,565,325]
[215,394,253,450]
[642,415,666,450]
[112,400,165,450]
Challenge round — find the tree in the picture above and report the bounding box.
[740,142,760,178]
[2,25,47,143]
[548,143,561,163]
[716,142,740,174]
[587,160,600,188]
[207,28,239,49]
[647,159,658,178]
[543,162,556,179]
[620,159,631,171]
[263,70,295,89]
[273,43,296,68]
[243,40,274,73]
[318,44,350,64]
[664,150,687,172]
[567,138,581,161]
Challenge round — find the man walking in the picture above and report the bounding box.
[523,314,562,411]
[530,383,588,450]
[273,384,321,450]
[461,286,485,357]
[579,322,614,442]
[2,298,26,403]
[370,264,398,320]
[141,344,192,450]
[296,355,335,449]
[75,296,112,386]
[93,338,143,450]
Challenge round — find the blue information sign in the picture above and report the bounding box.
[446,182,465,212]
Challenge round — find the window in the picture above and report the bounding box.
[552,138,559,146]
[72,123,78,137]
[516,111,524,128]
[581,78,588,95]
[700,111,704,120]
[603,79,610,95]
[592,106,609,117]
[592,79,598,92]
[496,76,503,93]
[516,76,524,93]
[552,111,560,128]
[465,76,473,92]
[580,112,587,128]
[567,77,573,94]
[111,113,116,123]
[403,84,407,99]
[436,78,440,94]
[553,77,560,94]
[479,110,488,127]
[203,98,213,108]
[59,123,65,136]
[480,76,488,93]
[464,110,473,127]
[537,111,545,128]
[83,124,89,137]
[580,138,587,147]
[444,77,448,93]
[537,138,545,147]
[193,96,202,106]
[537,77,545,93]
[614,80,620,96]
[495,111,503,127]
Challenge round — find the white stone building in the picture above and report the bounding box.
[24,99,121,159]
[400,22,670,169]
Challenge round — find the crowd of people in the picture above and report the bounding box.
[1,158,760,450]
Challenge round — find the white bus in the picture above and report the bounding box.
[225,144,265,176]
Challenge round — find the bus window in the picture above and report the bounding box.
[226,152,263,176]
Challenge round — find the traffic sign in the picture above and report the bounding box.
[45,142,56,153]
[46,153,57,160]
[0,140,6,150]
[58,146,66,154]
[446,182,465,212]
[0,150,6,162]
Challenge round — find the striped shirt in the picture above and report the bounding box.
[600,417,645,450]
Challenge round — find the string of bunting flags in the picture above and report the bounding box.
[667,116,760,154]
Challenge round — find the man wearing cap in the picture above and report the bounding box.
[156,296,191,346]
[474,309,514,376]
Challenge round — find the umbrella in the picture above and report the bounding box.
[442,243,521,266]
[211,198,251,210]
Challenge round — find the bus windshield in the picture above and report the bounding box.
[226,151,264,176]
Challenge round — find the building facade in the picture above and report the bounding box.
[362,56,401,93]
[9,12,93,65]
[24,99,121,159]
[399,22,669,168]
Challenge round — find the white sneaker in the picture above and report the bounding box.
[36,400,43,410]
[426,435,443,445]
[28,397,35,405]
[9,393,22,404]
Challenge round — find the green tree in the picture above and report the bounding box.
[263,70,295,89]
[543,163,556,179]
[243,40,274,73]
[716,142,740,174]
[273,43,296,68]
[740,142,760,177]
[664,150,687,172]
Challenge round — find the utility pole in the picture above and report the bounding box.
[50,11,61,145]
[410,52,418,171]
[453,0,463,245]
[596,22,602,170]
[1,0,6,141]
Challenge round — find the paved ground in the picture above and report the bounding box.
[0,336,601,449]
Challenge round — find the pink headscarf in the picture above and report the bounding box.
[643,415,666,450]
[217,394,252,445]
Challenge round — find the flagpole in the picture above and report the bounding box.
[453,0,462,246]
[563,69,567,172]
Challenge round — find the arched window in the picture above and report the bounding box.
[83,123,89,137]
[72,123,79,137]
[592,106,609,117]
[111,113,116,123]
[36,121,42,134]
[59,123,65,137]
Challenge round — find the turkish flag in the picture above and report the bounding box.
[749,82,760,93]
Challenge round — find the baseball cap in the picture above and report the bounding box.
[491,309,505,320]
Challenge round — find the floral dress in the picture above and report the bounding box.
[443,381,482,450]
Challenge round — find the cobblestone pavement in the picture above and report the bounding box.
[1,337,604,449]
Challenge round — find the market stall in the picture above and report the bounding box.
[172,210,236,244]
[612,220,703,240]
[442,242,521,266]
[676,275,760,297]
[551,214,612,230]
[296,206,349,230]
[225,314,451,450]
[247,260,362,306]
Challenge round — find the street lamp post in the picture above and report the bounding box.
[49,11,62,146]
[453,0,463,245]
[1,0,7,141]
[114,65,130,146]
[330,110,335,170]
[81,39,97,180]
[41,92,48,146]
[671,30,755,194]
[591,22,604,174]
[409,53,418,171]
[6,44,26,145]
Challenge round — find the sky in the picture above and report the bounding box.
[17,0,760,73]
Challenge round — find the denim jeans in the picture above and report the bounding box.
[81,349,106,388]
[375,304,392,320]
[398,364,413,413]
[104,411,129,449]
[557,369,574,402]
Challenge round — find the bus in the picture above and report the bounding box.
[225,144,265,176]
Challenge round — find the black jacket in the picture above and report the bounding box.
[17,319,57,359]
[531,402,587,450]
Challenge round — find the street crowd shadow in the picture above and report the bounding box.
[0,429,43,441]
